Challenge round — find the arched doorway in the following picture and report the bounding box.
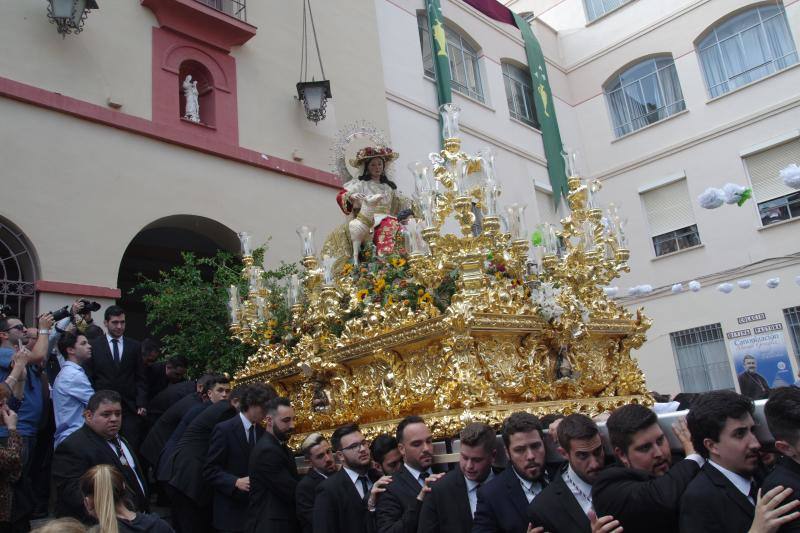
[0,217,38,322]
[117,215,239,340]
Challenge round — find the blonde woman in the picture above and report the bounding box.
[80,465,172,533]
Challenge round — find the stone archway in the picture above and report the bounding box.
[0,217,38,322]
[117,215,239,340]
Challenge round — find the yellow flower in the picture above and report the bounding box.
[374,278,386,293]
[417,292,433,305]
[357,289,369,301]
[263,329,274,339]
[268,319,278,328]
[342,263,353,275]
[391,258,406,268]
[495,272,503,280]
[417,288,424,296]
[386,296,395,306]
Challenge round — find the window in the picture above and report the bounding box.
[502,62,539,128]
[195,0,246,21]
[640,178,700,256]
[604,56,685,137]
[0,218,36,322]
[670,324,735,393]
[584,0,633,22]
[744,138,800,226]
[652,225,701,256]
[418,14,485,102]
[785,306,800,362]
[697,3,797,98]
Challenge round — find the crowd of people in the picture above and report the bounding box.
[0,302,799,533]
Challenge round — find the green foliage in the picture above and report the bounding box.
[134,249,296,377]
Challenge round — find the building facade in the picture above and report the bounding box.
[0,0,798,394]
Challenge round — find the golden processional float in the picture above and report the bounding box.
[230,104,652,445]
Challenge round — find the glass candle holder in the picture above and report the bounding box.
[296,225,317,257]
[440,103,462,140]
[505,203,528,240]
[321,255,336,285]
[237,232,252,256]
[409,161,432,196]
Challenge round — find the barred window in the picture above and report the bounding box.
[418,14,485,102]
[502,62,539,128]
[670,324,735,393]
[697,3,798,98]
[604,56,686,138]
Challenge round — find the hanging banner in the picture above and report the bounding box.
[458,0,568,205]
[729,331,794,392]
[424,0,452,147]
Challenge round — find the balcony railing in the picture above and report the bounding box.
[195,0,246,21]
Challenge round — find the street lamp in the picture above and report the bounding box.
[47,0,98,37]
[296,0,332,124]
[296,80,332,124]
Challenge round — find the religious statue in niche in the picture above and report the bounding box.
[182,75,200,123]
[322,124,414,270]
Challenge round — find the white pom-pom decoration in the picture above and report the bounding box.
[722,183,747,205]
[628,287,640,296]
[698,188,725,209]
[671,283,683,294]
[689,280,702,292]
[737,280,751,289]
[717,283,733,294]
[780,164,800,190]
[766,277,780,288]
[638,284,653,295]
[603,287,619,298]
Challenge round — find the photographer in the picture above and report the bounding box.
[0,311,53,530]
[44,299,101,384]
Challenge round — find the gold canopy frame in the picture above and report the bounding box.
[230,104,652,446]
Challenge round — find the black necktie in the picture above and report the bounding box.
[358,475,369,502]
[248,425,256,448]
[418,471,429,486]
[111,338,120,364]
[749,481,758,505]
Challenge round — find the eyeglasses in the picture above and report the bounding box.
[2,324,24,333]
[341,440,370,452]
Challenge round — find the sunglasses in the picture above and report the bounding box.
[2,324,24,333]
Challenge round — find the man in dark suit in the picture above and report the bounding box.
[681,390,763,532]
[52,390,148,523]
[168,378,236,533]
[473,412,547,533]
[592,403,701,533]
[85,305,147,452]
[140,373,215,469]
[146,354,188,403]
[419,422,497,533]
[739,354,771,400]
[245,396,300,533]
[205,384,272,533]
[147,379,197,425]
[371,433,403,475]
[313,423,383,533]
[763,386,800,531]
[296,433,337,533]
[528,414,605,533]
[376,415,443,533]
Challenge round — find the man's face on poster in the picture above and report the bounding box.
[744,355,757,373]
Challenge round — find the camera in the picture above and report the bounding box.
[49,300,101,322]
[0,305,12,318]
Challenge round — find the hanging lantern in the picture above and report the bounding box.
[47,0,98,37]
[296,80,332,124]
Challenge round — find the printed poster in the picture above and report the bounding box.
[729,331,794,389]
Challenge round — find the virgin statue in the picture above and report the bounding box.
[322,146,414,268]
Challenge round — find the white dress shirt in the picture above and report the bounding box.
[512,467,543,503]
[106,334,124,360]
[465,471,495,516]
[709,460,756,505]
[107,437,145,495]
[240,412,254,442]
[343,466,372,499]
[563,465,593,515]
